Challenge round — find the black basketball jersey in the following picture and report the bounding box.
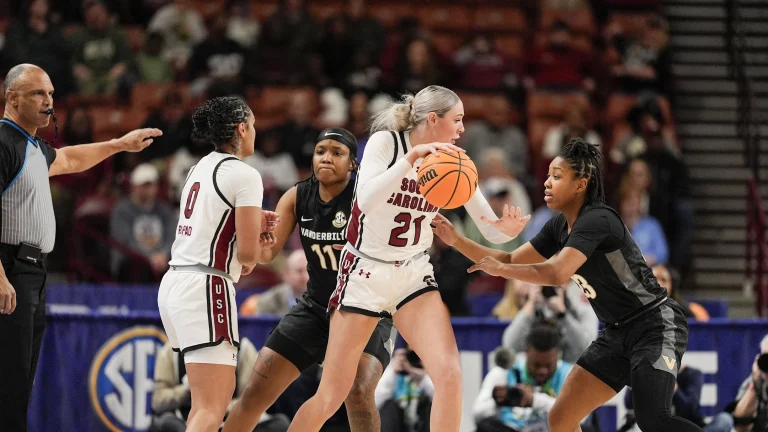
[530,203,668,325]
[295,178,356,305]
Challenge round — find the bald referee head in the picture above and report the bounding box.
[0,63,162,432]
[3,64,55,132]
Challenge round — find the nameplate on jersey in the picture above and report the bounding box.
[300,227,345,242]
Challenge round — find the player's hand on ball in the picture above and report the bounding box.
[118,128,163,152]
[468,256,505,276]
[406,143,465,165]
[481,204,531,238]
[261,211,280,232]
[259,232,276,247]
[431,213,459,246]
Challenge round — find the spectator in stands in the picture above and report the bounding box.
[453,34,520,94]
[262,91,320,174]
[542,105,602,161]
[320,14,357,88]
[263,0,321,54]
[456,176,529,254]
[3,0,74,96]
[375,345,434,432]
[226,0,260,49]
[243,128,300,195]
[379,16,427,86]
[346,91,371,142]
[523,20,595,92]
[610,94,677,165]
[461,96,529,184]
[622,363,705,430]
[132,31,174,84]
[242,250,309,317]
[653,263,709,322]
[392,38,443,95]
[147,0,207,72]
[341,46,383,97]
[110,163,176,282]
[609,14,672,96]
[619,190,669,265]
[138,90,193,163]
[70,0,132,96]
[431,232,473,316]
[616,158,652,215]
[492,279,535,320]
[167,126,211,200]
[187,12,246,97]
[343,0,386,58]
[151,338,290,432]
[502,282,598,363]
[474,322,573,432]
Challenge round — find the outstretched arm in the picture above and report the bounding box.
[50,128,163,176]
[463,191,528,244]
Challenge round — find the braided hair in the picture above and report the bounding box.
[191,96,251,152]
[560,137,606,206]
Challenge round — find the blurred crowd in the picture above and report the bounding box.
[0,0,693,315]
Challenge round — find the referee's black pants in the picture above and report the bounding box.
[0,254,47,432]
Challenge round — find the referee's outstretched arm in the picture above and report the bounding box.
[48,127,162,176]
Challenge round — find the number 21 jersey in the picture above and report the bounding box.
[169,151,264,283]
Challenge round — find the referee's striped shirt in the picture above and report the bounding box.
[0,119,57,253]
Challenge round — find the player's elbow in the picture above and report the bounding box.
[549,264,571,286]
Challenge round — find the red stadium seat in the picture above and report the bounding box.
[250,2,278,21]
[255,87,318,117]
[131,83,189,111]
[457,92,522,126]
[431,32,465,56]
[607,12,651,37]
[473,7,527,33]
[310,2,344,20]
[604,94,673,126]
[89,108,149,138]
[368,4,414,28]
[416,5,472,31]
[494,35,525,59]
[540,7,596,35]
[527,91,590,120]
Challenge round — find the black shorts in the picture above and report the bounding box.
[576,298,690,393]
[264,292,395,372]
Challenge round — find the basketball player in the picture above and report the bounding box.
[157,96,275,432]
[286,85,518,432]
[223,128,396,432]
[433,137,702,432]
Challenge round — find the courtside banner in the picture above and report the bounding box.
[29,311,768,432]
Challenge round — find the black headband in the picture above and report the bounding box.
[316,128,358,160]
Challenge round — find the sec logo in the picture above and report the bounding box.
[89,327,167,432]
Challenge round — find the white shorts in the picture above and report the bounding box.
[157,270,239,366]
[328,248,438,317]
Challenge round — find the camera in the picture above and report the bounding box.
[398,349,423,375]
[495,386,524,407]
[542,286,558,298]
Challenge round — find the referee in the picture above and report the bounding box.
[0,63,162,431]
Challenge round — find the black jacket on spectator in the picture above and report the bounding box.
[259,122,320,172]
[138,114,194,162]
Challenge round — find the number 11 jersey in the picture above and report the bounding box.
[295,177,355,305]
[169,151,264,283]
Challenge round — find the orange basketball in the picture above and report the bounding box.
[417,150,478,209]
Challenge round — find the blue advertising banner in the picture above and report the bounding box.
[29,311,768,432]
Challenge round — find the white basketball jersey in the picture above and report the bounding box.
[169,151,264,282]
[346,130,439,261]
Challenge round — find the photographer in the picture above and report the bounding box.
[728,336,768,432]
[502,282,598,363]
[474,323,573,432]
[375,345,434,432]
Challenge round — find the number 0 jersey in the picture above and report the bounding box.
[295,178,355,305]
[169,151,264,282]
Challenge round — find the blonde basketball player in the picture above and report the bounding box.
[287,85,523,432]
[157,96,274,432]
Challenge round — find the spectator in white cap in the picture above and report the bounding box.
[109,163,177,282]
